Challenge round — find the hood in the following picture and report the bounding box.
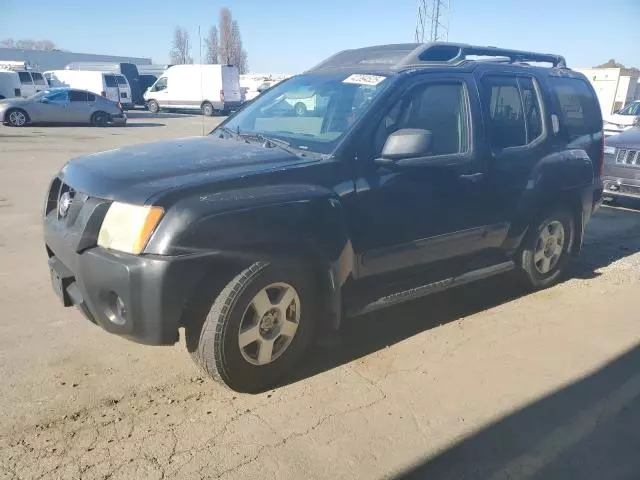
[0,98,30,108]
[605,128,640,148]
[606,113,638,126]
[59,136,313,204]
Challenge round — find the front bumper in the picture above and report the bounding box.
[602,163,640,199]
[110,113,127,125]
[43,185,210,345]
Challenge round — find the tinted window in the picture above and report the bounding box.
[87,92,96,101]
[518,77,543,143]
[45,91,68,103]
[30,72,46,85]
[104,75,117,87]
[69,90,89,102]
[548,76,601,140]
[115,75,128,86]
[18,72,32,84]
[483,76,526,148]
[374,82,470,156]
[618,102,640,116]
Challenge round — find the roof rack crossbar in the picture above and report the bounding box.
[399,43,566,68]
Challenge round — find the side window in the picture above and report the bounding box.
[69,90,89,102]
[154,77,168,91]
[18,72,33,84]
[87,92,96,102]
[115,75,128,86]
[548,76,601,141]
[46,91,68,104]
[31,72,46,86]
[374,82,470,157]
[104,75,117,87]
[518,77,543,143]
[483,76,526,148]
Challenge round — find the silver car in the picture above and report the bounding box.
[0,88,126,127]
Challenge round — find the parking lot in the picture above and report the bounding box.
[1,112,640,479]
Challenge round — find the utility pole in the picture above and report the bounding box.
[415,0,452,43]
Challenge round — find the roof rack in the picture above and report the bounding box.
[307,42,567,72]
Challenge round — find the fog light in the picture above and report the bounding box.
[106,293,127,326]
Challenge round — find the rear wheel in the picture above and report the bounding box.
[187,262,317,393]
[91,111,109,127]
[201,102,215,117]
[6,109,28,127]
[147,100,160,114]
[518,207,574,289]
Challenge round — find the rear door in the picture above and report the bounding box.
[30,72,48,93]
[68,90,93,123]
[115,75,132,106]
[17,71,35,97]
[221,66,242,104]
[102,74,120,103]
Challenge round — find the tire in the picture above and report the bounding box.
[147,100,160,114]
[294,102,307,117]
[91,111,109,127]
[187,262,317,393]
[5,108,29,127]
[201,102,215,117]
[518,207,574,289]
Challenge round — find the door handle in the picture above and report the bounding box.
[459,173,485,183]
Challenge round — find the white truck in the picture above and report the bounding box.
[143,64,242,116]
[0,61,47,97]
[44,70,122,104]
[0,70,22,99]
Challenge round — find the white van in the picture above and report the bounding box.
[0,62,47,97]
[114,74,133,109]
[603,100,640,136]
[143,64,242,115]
[44,70,121,104]
[0,71,21,99]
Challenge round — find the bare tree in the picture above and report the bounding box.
[204,26,220,64]
[2,38,57,50]
[170,27,193,65]
[218,8,249,73]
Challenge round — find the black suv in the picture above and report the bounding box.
[44,43,603,392]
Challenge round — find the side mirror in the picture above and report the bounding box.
[41,97,50,103]
[376,129,432,164]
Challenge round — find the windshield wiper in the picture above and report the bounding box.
[241,132,308,158]
[216,125,244,141]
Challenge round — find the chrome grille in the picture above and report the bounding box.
[615,149,640,166]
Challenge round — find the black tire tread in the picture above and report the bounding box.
[191,262,268,386]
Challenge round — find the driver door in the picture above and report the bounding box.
[29,90,70,123]
[350,73,505,278]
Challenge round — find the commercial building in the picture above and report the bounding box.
[0,48,151,72]
[576,67,640,116]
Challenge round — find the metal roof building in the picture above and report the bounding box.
[0,48,151,72]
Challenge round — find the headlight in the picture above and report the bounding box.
[97,202,164,254]
[603,145,616,155]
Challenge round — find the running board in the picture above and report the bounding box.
[348,261,515,317]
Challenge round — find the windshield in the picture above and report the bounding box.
[217,72,391,154]
[617,102,640,116]
[27,89,66,100]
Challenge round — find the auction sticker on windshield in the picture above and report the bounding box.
[342,74,387,86]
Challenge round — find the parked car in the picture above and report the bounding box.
[0,62,47,97]
[603,128,640,203]
[45,70,121,104]
[66,62,144,106]
[0,70,21,99]
[43,42,603,393]
[143,64,242,115]
[603,100,640,137]
[1,88,126,127]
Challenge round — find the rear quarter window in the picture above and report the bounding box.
[104,75,117,87]
[548,76,601,141]
[18,72,32,84]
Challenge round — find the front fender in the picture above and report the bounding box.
[145,183,355,328]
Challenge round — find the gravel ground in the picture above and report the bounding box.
[1,113,639,480]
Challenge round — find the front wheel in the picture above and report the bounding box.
[91,111,109,127]
[6,109,28,127]
[201,102,215,117]
[187,262,317,393]
[518,207,574,289]
[147,100,160,114]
